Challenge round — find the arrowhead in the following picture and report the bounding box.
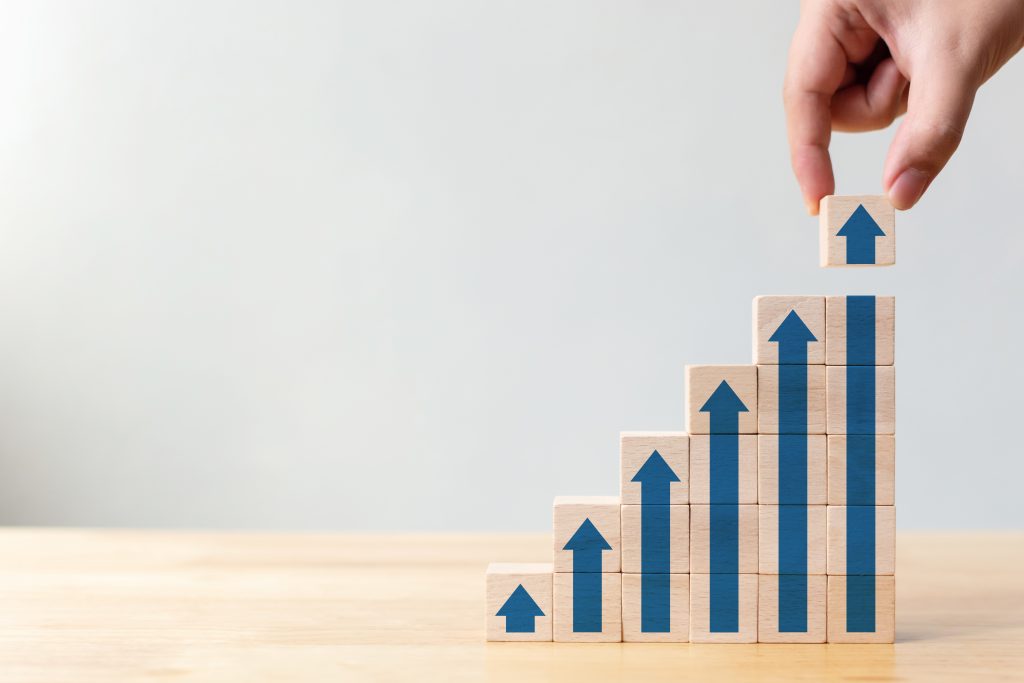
[699,380,749,414]
[563,518,612,552]
[631,450,681,483]
[836,205,885,238]
[768,310,817,344]
[496,584,545,618]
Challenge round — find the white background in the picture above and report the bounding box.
[1,1,1021,530]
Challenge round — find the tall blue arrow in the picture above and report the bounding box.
[846,295,877,631]
[631,450,680,632]
[837,205,886,265]
[564,518,611,632]
[496,584,545,633]
[700,381,749,632]
[770,310,817,632]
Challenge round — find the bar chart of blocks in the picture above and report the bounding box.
[486,197,896,644]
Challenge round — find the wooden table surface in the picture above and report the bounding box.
[0,530,1021,682]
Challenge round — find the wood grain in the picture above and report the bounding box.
[622,573,689,642]
[758,505,826,575]
[757,364,826,434]
[827,435,896,505]
[685,365,758,434]
[689,573,759,643]
[620,432,689,505]
[621,504,689,574]
[752,295,825,365]
[553,572,622,642]
[486,563,553,641]
[758,434,827,505]
[552,496,620,573]
[828,575,896,643]
[758,574,826,643]
[827,505,896,575]
[819,195,895,267]
[0,530,1022,680]
[690,435,758,504]
[825,295,895,365]
[826,366,896,435]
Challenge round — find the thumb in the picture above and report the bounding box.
[882,63,978,210]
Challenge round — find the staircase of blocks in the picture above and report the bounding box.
[485,196,897,644]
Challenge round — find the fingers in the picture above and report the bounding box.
[831,58,909,132]
[783,14,848,215]
[882,62,978,209]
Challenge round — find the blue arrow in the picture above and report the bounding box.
[700,380,748,632]
[564,518,611,632]
[631,450,680,632]
[846,296,878,631]
[496,584,545,633]
[770,311,816,632]
[837,205,886,265]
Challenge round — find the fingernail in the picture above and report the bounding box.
[888,169,929,209]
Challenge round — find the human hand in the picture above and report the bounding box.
[784,0,1024,214]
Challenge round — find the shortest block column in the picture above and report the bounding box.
[486,563,553,641]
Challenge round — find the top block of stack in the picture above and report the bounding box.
[819,195,895,267]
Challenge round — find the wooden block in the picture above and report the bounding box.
[752,295,825,365]
[553,496,620,573]
[827,575,896,643]
[826,505,896,575]
[825,366,896,435]
[621,505,689,573]
[758,505,826,575]
[827,435,896,505]
[620,432,689,505]
[685,365,758,434]
[689,573,758,643]
[622,573,690,642]
[485,563,553,641]
[689,505,758,574]
[758,435,826,505]
[553,572,622,642]
[819,195,895,267]
[689,435,757,504]
[757,365,826,434]
[758,574,826,643]
[825,295,895,366]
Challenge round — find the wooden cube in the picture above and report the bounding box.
[689,573,758,643]
[758,505,826,575]
[621,504,689,574]
[758,434,826,505]
[825,295,895,366]
[685,365,758,434]
[553,572,622,642]
[486,563,553,641]
[553,496,620,573]
[758,574,826,643]
[752,295,825,365]
[757,364,826,434]
[819,195,895,267]
[827,435,895,506]
[622,573,690,642]
[689,505,758,574]
[826,505,896,575]
[689,435,757,504]
[825,366,895,435]
[620,432,689,505]
[827,575,896,643]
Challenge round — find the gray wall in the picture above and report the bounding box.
[0,1,1021,530]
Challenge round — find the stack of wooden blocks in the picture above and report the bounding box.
[486,195,896,644]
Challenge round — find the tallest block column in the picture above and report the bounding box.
[754,296,828,643]
[825,295,896,643]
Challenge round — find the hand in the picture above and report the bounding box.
[784,0,1024,213]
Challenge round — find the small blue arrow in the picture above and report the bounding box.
[770,310,816,633]
[700,380,748,632]
[837,204,886,265]
[496,584,544,633]
[845,296,878,632]
[631,450,680,632]
[564,518,611,632]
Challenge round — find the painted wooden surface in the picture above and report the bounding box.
[825,366,896,435]
[826,505,896,575]
[685,365,758,434]
[689,573,759,643]
[486,563,553,641]
[827,575,896,643]
[757,364,827,434]
[0,530,1021,680]
[758,434,827,505]
[752,295,825,365]
[621,573,690,642]
[619,432,689,505]
[689,435,758,504]
[689,504,759,574]
[620,504,689,574]
[552,496,620,573]
[825,295,895,365]
[758,574,827,643]
[758,505,826,575]
[553,572,622,642]
[819,195,895,267]
[827,435,896,505]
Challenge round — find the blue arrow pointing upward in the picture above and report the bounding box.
[631,450,680,632]
[770,310,817,633]
[496,584,544,633]
[846,295,878,632]
[564,518,611,632]
[837,205,886,265]
[700,380,748,632]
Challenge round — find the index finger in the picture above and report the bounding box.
[783,14,848,214]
